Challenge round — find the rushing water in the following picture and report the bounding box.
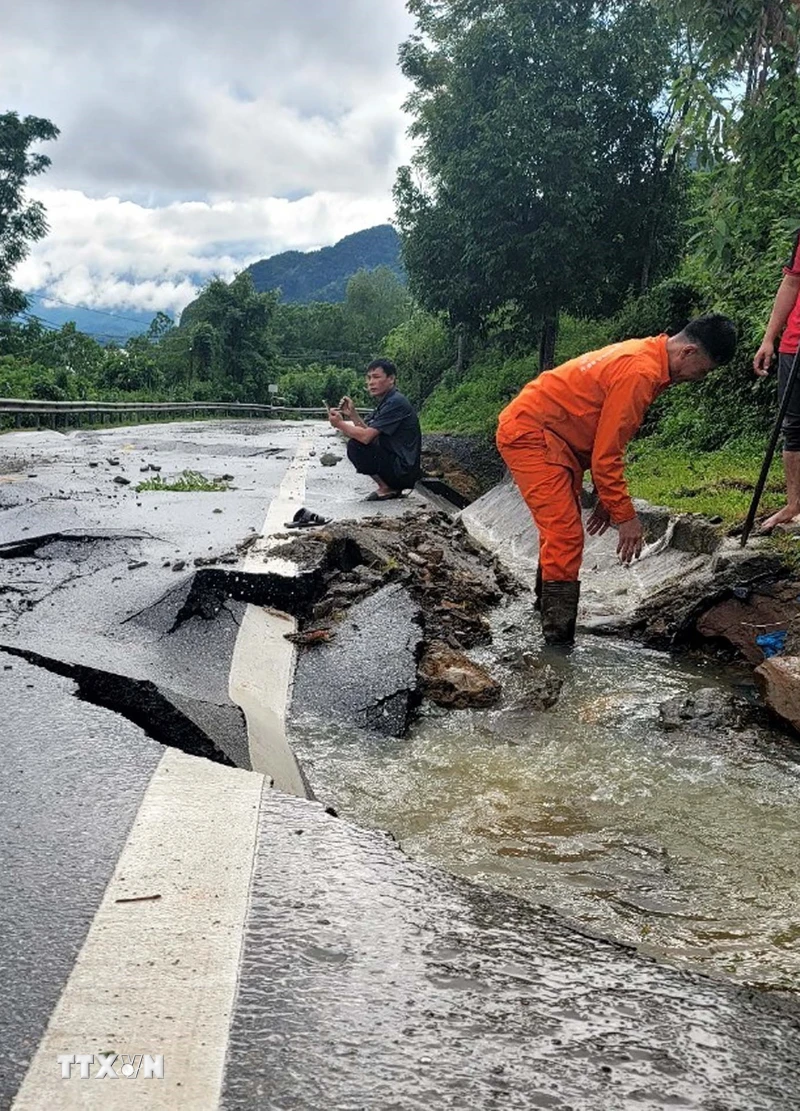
[290,599,800,992]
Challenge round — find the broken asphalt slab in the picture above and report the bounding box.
[290,582,424,736]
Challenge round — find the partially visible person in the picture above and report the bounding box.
[497,315,738,646]
[753,230,800,532]
[328,359,422,501]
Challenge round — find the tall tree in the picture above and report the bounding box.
[0,112,59,316]
[395,0,684,367]
[341,266,412,353]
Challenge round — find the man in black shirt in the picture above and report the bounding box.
[328,359,422,501]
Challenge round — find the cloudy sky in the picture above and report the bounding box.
[3,0,415,317]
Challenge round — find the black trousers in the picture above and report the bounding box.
[346,439,418,490]
[779,352,800,452]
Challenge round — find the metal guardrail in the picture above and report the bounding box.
[0,398,331,419]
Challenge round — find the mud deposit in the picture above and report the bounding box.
[290,593,800,993]
[273,506,522,709]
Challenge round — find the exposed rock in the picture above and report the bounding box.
[755,656,800,734]
[172,559,186,571]
[659,688,754,735]
[696,581,800,664]
[419,643,501,709]
[320,453,342,466]
[113,475,131,486]
[284,628,334,647]
[511,656,563,710]
[272,506,519,654]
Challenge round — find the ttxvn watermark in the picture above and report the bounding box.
[58,1054,164,1079]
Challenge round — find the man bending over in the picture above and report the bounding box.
[497,315,737,646]
[329,358,422,501]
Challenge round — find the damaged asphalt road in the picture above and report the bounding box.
[7,420,800,1109]
[0,419,437,768]
[0,420,522,765]
[0,421,346,768]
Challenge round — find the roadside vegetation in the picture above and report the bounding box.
[135,470,231,494]
[2,2,800,530]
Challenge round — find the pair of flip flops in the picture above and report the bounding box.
[285,507,331,529]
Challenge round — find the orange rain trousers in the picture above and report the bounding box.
[496,426,584,582]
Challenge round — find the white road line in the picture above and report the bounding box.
[229,432,314,795]
[12,748,263,1111]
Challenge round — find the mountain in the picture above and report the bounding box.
[21,296,155,343]
[245,224,403,303]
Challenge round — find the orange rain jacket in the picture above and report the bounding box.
[497,335,671,525]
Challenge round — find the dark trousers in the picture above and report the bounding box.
[779,352,800,451]
[346,439,418,491]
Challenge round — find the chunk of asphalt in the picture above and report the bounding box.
[290,583,424,737]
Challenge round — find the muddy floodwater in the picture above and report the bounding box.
[291,599,800,993]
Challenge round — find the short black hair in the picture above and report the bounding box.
[366,358,397,378]
[681,314,738,366]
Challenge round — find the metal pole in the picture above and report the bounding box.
[741,336,800,546]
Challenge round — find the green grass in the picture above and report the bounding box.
[626,437,783,525]
[136,469,231,493]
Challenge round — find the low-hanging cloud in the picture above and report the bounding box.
[2,0,414,312]
[16,188,396,314]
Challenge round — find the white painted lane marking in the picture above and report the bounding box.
[12,748,263,1111]
[229,432,314,795]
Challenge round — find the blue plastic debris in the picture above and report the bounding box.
[756,630,788,658]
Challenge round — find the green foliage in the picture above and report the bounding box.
[422,350,539,434]
[396,0,686,361]
[136,470,230,493]
[0,112,59,316]
[276,365,366,409]
[383,310,454,406]
[341,267,412,353]
[627,436,785,524]
[418,314,612,433]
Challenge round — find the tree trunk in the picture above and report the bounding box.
[455,326,466,375]
[538,314,558,371]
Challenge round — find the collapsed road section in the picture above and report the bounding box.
[5,419,800,1109]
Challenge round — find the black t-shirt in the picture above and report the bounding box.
[367,388,421,474]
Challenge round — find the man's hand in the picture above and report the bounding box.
[328,407,344,430]
[617,516,643,564]
[586,502,611,536]
[754,340,775,377]
[338,395,356,420]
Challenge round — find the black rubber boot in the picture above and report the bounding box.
[540,581,580,646]
[534,564,543,612]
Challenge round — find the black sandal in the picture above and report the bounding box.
[284,507,331,529]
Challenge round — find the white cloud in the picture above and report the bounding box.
[2,0,414,200]
[16,188,396,314]
[2,0,416,312]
